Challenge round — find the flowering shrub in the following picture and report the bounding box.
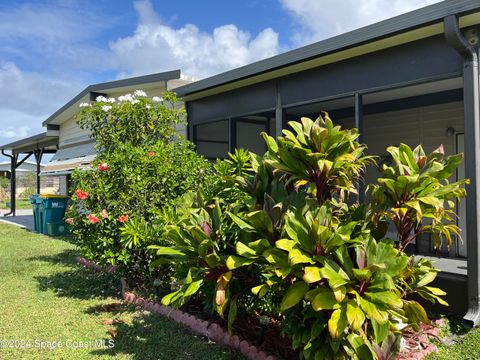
[150,115,465,359]
[67,90,211,280]
[77,90,184,154]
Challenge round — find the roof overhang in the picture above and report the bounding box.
[41,142,96,176]
[176,0,480,101]
[0,132,58,154]
[42,69,182,127]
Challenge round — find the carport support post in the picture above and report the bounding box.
[444,15,480,327]
[355,93,365,203]
[1,150,17,217]
[34,149,43,194]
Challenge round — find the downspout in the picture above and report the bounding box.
[444,15,480,328]
[1,150,15,217]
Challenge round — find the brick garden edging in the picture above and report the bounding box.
[77,256,441,360]
[76,256,117,273]
[76,256,278,360]
[120,278,278,360]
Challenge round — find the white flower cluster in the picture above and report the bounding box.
[96,95,115,103]
[133,90,147,97]
[78,89,156,111]
[117,93,134,102]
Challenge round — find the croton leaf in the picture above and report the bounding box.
[303,266,323,284]
[226,255,255,270]
[280,281,309,311]
[346,301,366,331]
[310,288,339,311]
[328,304,348,339]
[403,300,430,328]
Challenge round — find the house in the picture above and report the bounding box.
[174,0,480,325]
[40,69,191,195]
[0,69,191,214]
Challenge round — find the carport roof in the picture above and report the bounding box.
[0,132,58,154]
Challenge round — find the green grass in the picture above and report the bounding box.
[0,223,241,360]
[0,199,32,209]
[426,321,480,360]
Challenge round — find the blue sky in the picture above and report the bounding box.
[0,0,440,147]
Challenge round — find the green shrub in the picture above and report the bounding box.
[66,91,211,281]
[151,115,465,359]
[19,187,35,199]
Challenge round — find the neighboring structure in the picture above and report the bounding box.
[40,69,190,195]
[0,69,190,213]
[0,161,58,198]
[0,160,42,178]
[175,1,480,324]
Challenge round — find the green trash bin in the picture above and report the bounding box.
[39,195,69,235]
[29,194,42,233]
[46,222,70,236]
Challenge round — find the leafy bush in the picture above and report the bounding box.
[151,115,465,359]
[370,144,467,251]
[66,91,211,281]
[19,187,35,199]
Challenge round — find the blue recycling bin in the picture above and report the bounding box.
[39,195,69,235]
[29,194,42,233]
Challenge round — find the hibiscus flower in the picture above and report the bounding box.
[97,162,110,172]
[65,218,74,225]
[87,214,99,224]
[76,189,88,200]
[100,209,108,219]
[117,214,129,223]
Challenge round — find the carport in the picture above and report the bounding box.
[0,132,58,216]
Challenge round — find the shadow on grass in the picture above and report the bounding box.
[29,248,79,267]
[30,248,240,359]
[89,303,238,360]
[31,248,122,300]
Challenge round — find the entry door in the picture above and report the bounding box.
[457,133,467,257]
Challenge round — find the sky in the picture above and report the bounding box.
[0,0,442,148]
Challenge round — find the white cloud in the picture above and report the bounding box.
[0,61,83,142]
[280,0,442,45]
[109,0,281,78]
[0,2,114,75]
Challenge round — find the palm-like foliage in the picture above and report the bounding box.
[263,114,374,205]
[370,144,468,251]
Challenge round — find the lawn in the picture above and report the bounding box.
[426,318,480,360]
[0,223,241,360]
[0,199,32,210]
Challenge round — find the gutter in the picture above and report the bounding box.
[444,15,480,328]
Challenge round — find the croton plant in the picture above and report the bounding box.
[151,114,466,359]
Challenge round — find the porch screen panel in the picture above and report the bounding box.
[195,120,229,160]
[236,120,268,155]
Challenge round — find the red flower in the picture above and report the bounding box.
[100,209,108,219]
[87,214,99,224]
[148,151,156,157]
[97,162,110,172]
[76,189,88,200]
[65,218,74,225]
[117,214,129,223]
